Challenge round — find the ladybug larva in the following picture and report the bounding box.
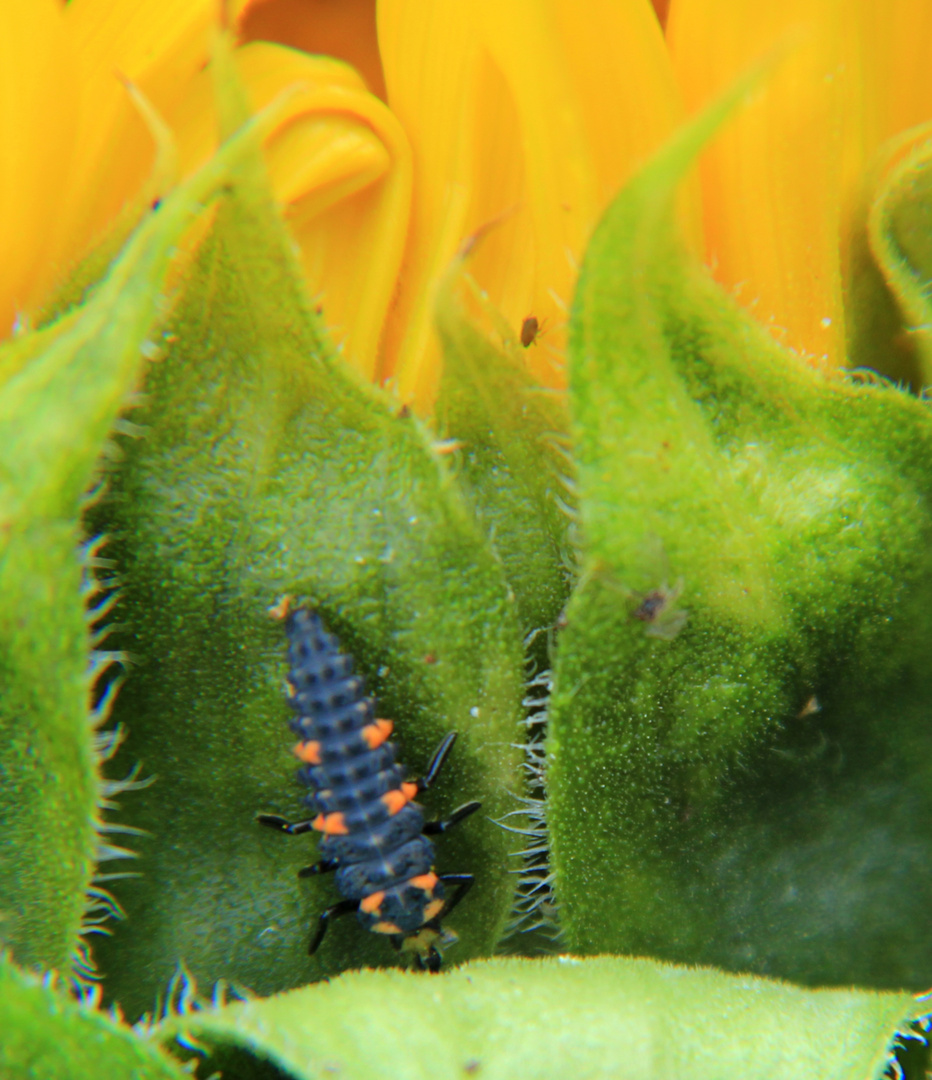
[258,599,480,972]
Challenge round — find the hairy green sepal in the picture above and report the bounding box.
[434,265,574,638]
[547,80,932,986]
[0,131,251,973]
[855,128,932,388]
[156,957,922,1080]
[0,953,186,1080]
[92,53,523,1018]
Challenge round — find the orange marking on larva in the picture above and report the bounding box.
[373,921,402,935]
[293,740,321,764]
[361,718,393,749]
[285,680,296,700]
[312,812,348,835]
[381,788,410,815]
[409,872,438,893]
[401,781,418,802]
[359,891,385,914]
[268,595,292,621]
[423,899,445,921]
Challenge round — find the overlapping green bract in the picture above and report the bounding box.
[856,129,932,388]
[155,956,922,1080]
[434,271,574,640]
[4,32,932,1073]
[1,950,921,1080]
[547,79,932,987]
[0,127,255,974]
[89,97,524,1016]
[0,954,186,1080]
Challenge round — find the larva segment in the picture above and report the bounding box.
[259,604,480,971]
[359,891,385,914]
[361,718,393,749]
[381,789,412,816]
[312,812,349,835]
[293,740,322,764]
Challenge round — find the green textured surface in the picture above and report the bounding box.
[91,69,524,1019]
[844,143,923,389]
[547,76,932,987]
[434,267,573,638]
[865,132,932,389]
[0,953,186,1080]
[157,956,920,1080]
[0,127,251,973]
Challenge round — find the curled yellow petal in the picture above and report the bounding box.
[167,42,412,382]
[667,0,847,370]
[240,0,386,100]
[838,2,932,177]
[0,0,77,337]
[833,1,932,311]
[57,0,216,269]
[379,0,687,411]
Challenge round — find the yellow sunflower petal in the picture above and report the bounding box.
[239,0,386,100]
[166,42,411,382]
[841,2,932,165]
[56,0,216,269]
[0,0,77,337]
[667,0,847,370]
[378,0,686,411]
[834,2,932,285]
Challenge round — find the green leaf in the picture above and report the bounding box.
[92,54,524,1018]
[0,120,254,973]
[844,137,922,389]
[547,72,932,985]
[860,128,932,389]
[434,262,574,638]
[155,956,924,1080]
[0,953,186,1080]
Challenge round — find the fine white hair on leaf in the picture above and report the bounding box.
[551,492,579,523]
[495,649,563,949]
[881,1016,932,1080]
[73,533,152,992]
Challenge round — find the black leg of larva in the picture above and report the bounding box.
[437,874,475,918]
[415,946,443,974]
[298,857,340,878]
[405,877,473,976]
[416,732,459,791]
[422,801,482,835]
[308,898,359,956]
[256,813,316,836]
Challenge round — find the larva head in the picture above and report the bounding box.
[399,923,458,972]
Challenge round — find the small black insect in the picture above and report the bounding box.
[632,590,668,623]
[630,578,687,640]
[258,598,480,972]
[520,315,544,347]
